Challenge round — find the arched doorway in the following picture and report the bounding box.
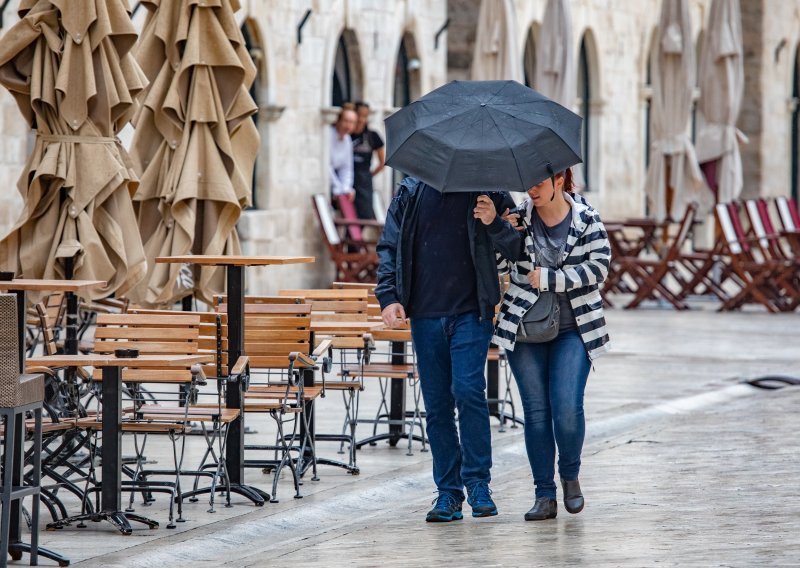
[792,45,800,203]
[393,32,421,108]
[332,29,363,107]
[241,18,264,208]
[523,24,538,88]
[391,33,421,194]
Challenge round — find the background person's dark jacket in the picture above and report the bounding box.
[375,177,516,320]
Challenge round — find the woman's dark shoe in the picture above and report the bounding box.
[524,497,557,521]
[561,479,584,514]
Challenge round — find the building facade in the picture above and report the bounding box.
[0,0,799,293]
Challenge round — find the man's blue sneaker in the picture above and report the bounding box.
[426,493,463,522]
[467,483,498,517]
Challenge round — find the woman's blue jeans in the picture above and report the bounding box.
[411,312,493,500]
[506,330,591,499]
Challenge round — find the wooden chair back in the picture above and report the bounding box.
[280,289,369,322]
[775,196,800,231]
[214,303,314,371]
[128,308,227,379]
[94,313,203,382]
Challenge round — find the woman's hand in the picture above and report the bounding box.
[501,208,525,232]
[473,195,497,225]
[527,268,541,289]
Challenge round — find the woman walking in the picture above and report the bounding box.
[474,169,611,521]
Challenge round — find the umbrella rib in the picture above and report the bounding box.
[484,108,525,190]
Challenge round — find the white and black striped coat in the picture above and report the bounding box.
[487,192,611,360]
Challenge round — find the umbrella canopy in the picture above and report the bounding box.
[534,0,575,108]
[470,0,522,82]
[695,0,747,204]
[645,0,710,222]
[384,80,582,193]
[128,0,258,306]
[0,0,148,299]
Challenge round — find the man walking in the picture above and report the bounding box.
[375,177,514,522]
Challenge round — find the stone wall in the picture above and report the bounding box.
[235,0,448,294]
[1,0,799,297]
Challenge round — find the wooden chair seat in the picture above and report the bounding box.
[245,385,323,401]
[342,363,417,379]
[137,405,240,424]
[75,417,191,433]
[242,401,304,413]
[0,418,77,435]
[317,381,361,391]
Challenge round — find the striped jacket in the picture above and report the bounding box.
[487,192,611,360]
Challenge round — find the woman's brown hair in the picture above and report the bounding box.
[559,168,575,193]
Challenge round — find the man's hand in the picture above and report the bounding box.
[346,190,356,202]
[381,303,407,329]
[473,194,497,225]
[501,208,525,232]
[527,267,541,289]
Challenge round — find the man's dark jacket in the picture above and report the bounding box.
[375,177,516,320]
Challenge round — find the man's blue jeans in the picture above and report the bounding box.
[411,312,493,500]
[505,330,591,499]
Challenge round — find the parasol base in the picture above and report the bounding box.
[46,510,158,536]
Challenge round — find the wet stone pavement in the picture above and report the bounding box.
[12,306,800,567]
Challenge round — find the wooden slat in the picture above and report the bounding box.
[217,303,312,315]
[244,329,311,342]
[95,327,199,340]
[239,316,311,328]
[244,342,310,356]
[280,289,368,300]
[97,314,201,326]
[310,313,369,322]
[155,255,315,266]
[309,300,367,312]
[248,356,294,369]
[95,341,199,354]
[92,369,194,382]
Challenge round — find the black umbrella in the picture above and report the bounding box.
[384,80,582,192]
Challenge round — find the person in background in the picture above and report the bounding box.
[351,101,385,220]
[330,103,358,209]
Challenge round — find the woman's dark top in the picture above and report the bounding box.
[530,208,576,332]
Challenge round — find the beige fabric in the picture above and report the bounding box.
[470,0,522,82]
[696,0,747,204]
[128,0,258,307]
[0,0,147,300]
[534,0,575,107]
[645,0,711,222]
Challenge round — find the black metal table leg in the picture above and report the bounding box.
[181,264,265,506]
[47,366,159,534]
[355,341,425,449]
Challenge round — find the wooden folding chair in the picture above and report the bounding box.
[312,194,379,283]
[714,203,791,313]
[772,197,800,256]
[615,204,698,309]
[216,303,331,501]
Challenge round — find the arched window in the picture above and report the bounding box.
[332,30,363,107]
[792,45,800,203]
[393,32,421,107]
[523,25,538,88]
[241,19,263,208]
[577,35,593,191]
